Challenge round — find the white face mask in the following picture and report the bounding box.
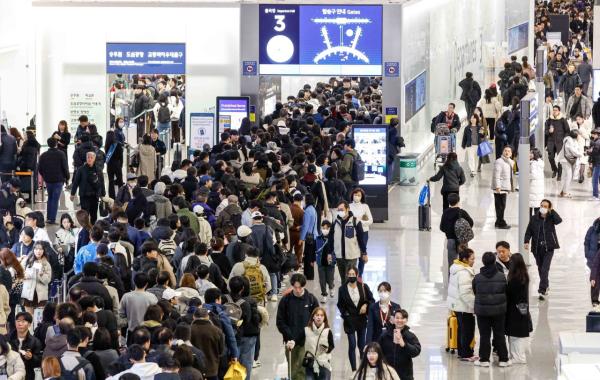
[353,195,361,203]
[337,210,345,219]
[118,122,125,128]
[379,291,390,302]
[539,207,548,215]
[321,229,329,236]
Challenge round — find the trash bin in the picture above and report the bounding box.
[399,154,418,186]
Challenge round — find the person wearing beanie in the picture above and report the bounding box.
[472,251,509,367]
[150,182,173,221]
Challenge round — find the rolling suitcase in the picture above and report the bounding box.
[418,181,431,231]
[446,311,458,353]
[586,311,600,332]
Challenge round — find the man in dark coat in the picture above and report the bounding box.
[458,72,482,117]
[378,309,421,380]
[38,138,69,224]
[8,311,43,380]
[0,125,17,182]
[432,103,461,133]
[190,308,224,380]
[592,93,600,128]
[69,262,114,312]
[545,105,571,180]
[472,251,508,367]
[70,150,105,223]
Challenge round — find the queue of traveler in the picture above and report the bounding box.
[0,76,422,380]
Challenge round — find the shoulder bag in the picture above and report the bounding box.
[302,328,325,369]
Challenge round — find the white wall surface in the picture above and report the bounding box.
[32,5,240,140]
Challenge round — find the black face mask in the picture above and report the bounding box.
[348,276,357,283]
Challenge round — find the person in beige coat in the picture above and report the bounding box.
[21,243,52,315]
[0,335,26,380]
[0,284,11,335]
[137,134,157,183]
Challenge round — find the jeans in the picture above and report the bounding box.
[347,326,366,371]
[317,265,335,296]
[80,196,99,223]
[455,312,475,358]
[493,192,508,226]
[46,182,63,223]
[157,122,171,134]
[306,366,331,380]
[592,165,600,198]
[336,258,357,284]
[268,272,278,296]
[303,238,316,280]
[358,231,369,276]
[239,336,257,380]
[476,314,509,362]
[533,248,554,293]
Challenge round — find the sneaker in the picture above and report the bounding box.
[460,356,479,362]
[270,295,278,302]
[46,220,57,225]
[474,360,490,367]
[329,289,335,298]
[538,293,545,301]
[320,295,327,303]
[589,197,600,201]
[252,360,261,368]
[498,360,512,367]
[592,304,600,312]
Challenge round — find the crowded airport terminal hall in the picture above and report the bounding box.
[0,0,600,379]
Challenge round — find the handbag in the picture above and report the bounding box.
[516,303,528,316]
[302,328,324,368]
[565,155,577,165]
[477,140,493,157]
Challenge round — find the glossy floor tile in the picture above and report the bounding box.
[253,157,597,380]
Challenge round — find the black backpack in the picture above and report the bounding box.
[59,355,91,380]
[157,103,171,123]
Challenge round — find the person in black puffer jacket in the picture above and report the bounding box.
[524,199,562,300]
[378,309,421,380]
[472,251,508,367]
[429,152,466,211]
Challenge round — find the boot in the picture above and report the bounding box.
[557,165,562,182]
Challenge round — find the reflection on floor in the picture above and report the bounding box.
[253,160,596,380]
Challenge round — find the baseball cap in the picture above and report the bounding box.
[162,288,181,301]
[237,225,252,238]
[192,205,205,215]
[251,211,263,219]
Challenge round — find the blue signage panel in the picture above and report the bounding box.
[259,4,382,75]
[106,43,186,74]
[508,22,529,54]
[385,107,398,115]
[242,60,258,76]
[384,62,399,77]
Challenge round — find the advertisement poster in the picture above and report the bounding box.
[217,97,249,133]
[106,43,186,74]
[259,5,382,75]
[404,71,427,122]
[354,126,387,185]
[508,22,529,54]
[189,113,215,151]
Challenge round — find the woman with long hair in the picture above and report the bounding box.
[9,128,24,153]
[137,134,157,183]
[461,113,485,177]
[54,213,78,270]
[21,243,52,315]
[429,152,466,211]
[105,127,124,200]
[477,89,502,140]
[0,248,24,331]
[301,307,334,380]
[0,335,25,379]
[505,253,533,364]
[529,148,544,217]
[353,342,400,380]
[349,188,373,277]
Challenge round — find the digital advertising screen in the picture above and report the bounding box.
[216,97,249,134]
[508,22,529,54]
[353,125,387,186]
[259,4,382,75]
[404,71,427,122]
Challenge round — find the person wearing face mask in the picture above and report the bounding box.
[326,201,367,284]
[557,128,583,197]
[316,221,336,303]
[524,199,562,301]
[116,173,137,207]
[378,309,421,380]
[349,188,373,277]
[21,242,52,315]
[276,273,319,380]
[298,307,334,380]
[352,342,400,380]
[366,282,401,344]
[447,248,477,362]
[337,266,374,373]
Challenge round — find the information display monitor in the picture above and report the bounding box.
[404,71,427,122]
[216,97,250,135]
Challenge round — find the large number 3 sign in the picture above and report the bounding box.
[274,15,286,32]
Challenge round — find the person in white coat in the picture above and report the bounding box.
[0,335,26,380]
[571,114,592,182]
[529,148,545,217]
[491,146,514,229]
[349,188,373,278]
[447,248,477,362]
[477,89,502,138]
[558,129,583,197]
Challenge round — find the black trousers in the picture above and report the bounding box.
[476,314,509,362]
[107,163,123,200]
[441,191,458,211]
[533,248,554,294]
[547,145,561,174]
[493,193,508,226]
[464,102,475,118]
[592,283,600,305]
[80,196,99,223]
[455,312,475,358]
[303,238,316,280]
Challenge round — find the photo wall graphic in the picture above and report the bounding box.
[259,5,382,75]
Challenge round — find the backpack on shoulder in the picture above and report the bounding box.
[222,295,244,329]
[454,210,474,244]
[158,103,171,123]
[347,153,365,182]
[243,261,266,304]
[59,356,91,380]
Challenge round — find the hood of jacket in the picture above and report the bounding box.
[480,264,498,278]
[223,203,242,215]
[151,194,170,204]
[549,112,564,120]
[449,260,475,276]
[45,335,67,352]
[130,362,162,377]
